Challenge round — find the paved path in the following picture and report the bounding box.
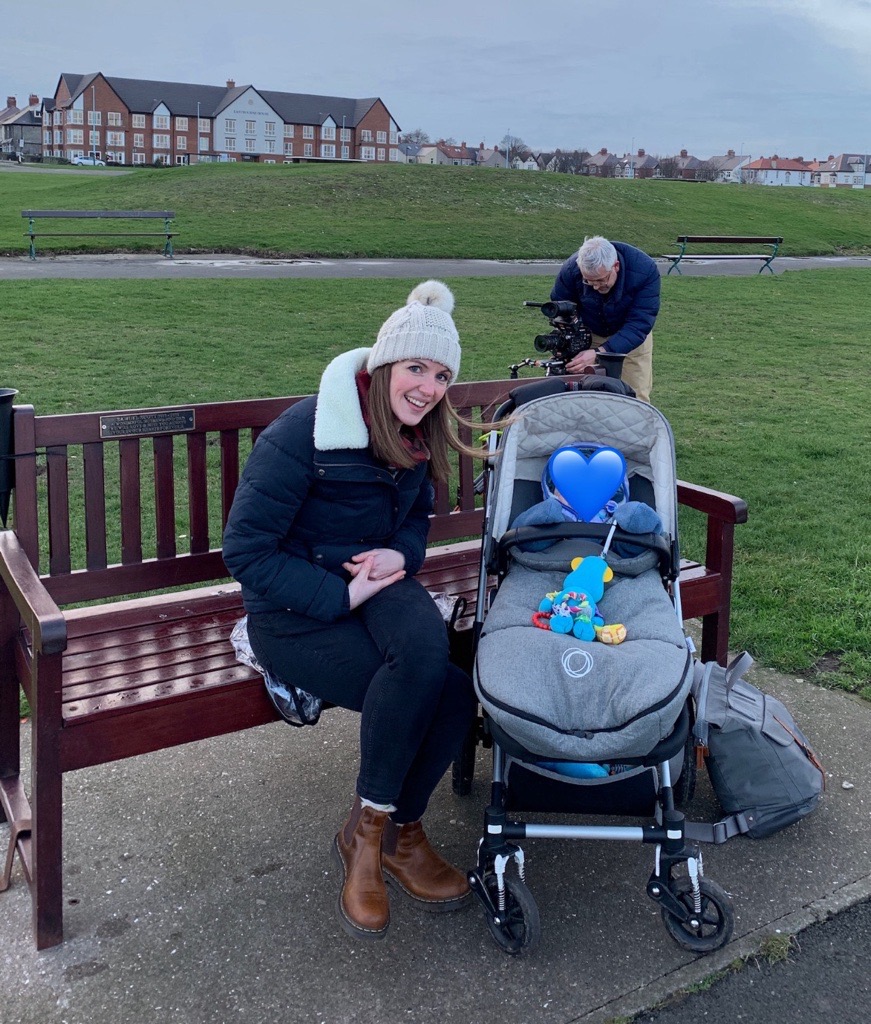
[2,252,871,280]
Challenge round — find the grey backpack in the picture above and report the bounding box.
[692,653,825,839]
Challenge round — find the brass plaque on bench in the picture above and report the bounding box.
[100,409,195,439]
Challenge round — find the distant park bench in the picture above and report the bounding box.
[22,210,176,260]
[663,235,783,275]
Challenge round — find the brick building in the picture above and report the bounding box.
[44,72,400,165]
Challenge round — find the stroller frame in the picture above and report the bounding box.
[464,381,735,956]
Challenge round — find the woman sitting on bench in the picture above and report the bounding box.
[223,282,480,941]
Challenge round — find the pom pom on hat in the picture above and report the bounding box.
[367,280,461,379]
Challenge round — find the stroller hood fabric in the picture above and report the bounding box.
[475,564,692,761]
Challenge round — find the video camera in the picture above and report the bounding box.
[525,300,592,373]
[509,300,625,380]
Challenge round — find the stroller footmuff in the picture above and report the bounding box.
[466,383,735,956]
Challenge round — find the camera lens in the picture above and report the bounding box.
[534,334,557,353]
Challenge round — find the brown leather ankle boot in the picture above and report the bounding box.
[381,820,471,912]
[331,797,390,940]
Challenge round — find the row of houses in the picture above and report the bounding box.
[2,72,401,165]
[399,139,871,188]
[3,76,869,188]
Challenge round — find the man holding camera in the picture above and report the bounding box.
[551,236,660,403]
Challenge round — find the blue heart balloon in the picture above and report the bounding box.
[548,446,627,522]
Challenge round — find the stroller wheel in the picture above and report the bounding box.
[482,874,541,955]
[661,877,734,953]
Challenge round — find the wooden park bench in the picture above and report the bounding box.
[0,379,747,948]
[22,210,176,260]
[663,235,783,275]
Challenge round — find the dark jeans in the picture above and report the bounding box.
[247,577,476,823]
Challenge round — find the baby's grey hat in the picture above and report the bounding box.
[367,280,461,379]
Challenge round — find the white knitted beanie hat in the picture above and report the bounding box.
[367,280,461,379]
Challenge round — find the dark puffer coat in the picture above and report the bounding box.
[222,351,433,622]
[550,241,660,354]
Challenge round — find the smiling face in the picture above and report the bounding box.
[388,358,452,427]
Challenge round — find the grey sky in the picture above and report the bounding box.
[6,0,871,160]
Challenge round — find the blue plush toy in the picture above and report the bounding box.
[534,554,626,643]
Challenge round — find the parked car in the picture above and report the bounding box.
[71,155,106,166]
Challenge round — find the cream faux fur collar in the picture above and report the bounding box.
[313,347,372,450]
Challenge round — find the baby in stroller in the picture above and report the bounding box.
[466,380,735,955]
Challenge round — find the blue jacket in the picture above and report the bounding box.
[550,241,660,355]
[222,350,433,621]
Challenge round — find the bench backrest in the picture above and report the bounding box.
[9,380,516,606]
[677,235,783,244]
[22,210,176,219]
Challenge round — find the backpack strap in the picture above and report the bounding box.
[686,813,752,844]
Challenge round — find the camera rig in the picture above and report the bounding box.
[509,300,625,380]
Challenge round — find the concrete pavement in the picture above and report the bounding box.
[2,252,871,281]
[1,661,868,1024]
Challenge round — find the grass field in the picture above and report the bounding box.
[2,270,868,699]
[4,161,871,258]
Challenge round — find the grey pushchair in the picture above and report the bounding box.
[465,379,735,955]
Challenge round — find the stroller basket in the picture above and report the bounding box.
[464,383,736,956]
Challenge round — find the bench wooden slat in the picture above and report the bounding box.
[82,442,107,570]
[46,447,71,576]
[119,438,143,564]
[22,210,175,218]
[677,235,783,244]
[220,429,240,529]
[153,435,176,559]
[187,433,210,554]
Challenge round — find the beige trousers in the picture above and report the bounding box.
[590,332,654,404]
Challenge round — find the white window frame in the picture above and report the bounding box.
[303,125,314,139]
[107,131,125,147]
[154,114,170,130]
[152,134,170,149]
[361,129,372,142]
[226,137,236,150]
[245,120,256,135]
[322,125,335,140]
[89,130,100,146]
[245,138,256,152]
[303,142,313,157]
[341,145,349,160]
[198,118,210,133]
[284,124,294,137]
[176,136,187,150]
[377,148,385,161]
[284,141,293,156]
[132,113,146,128]
[67,109,83,124]
[320,143,336,158]
[389,148,399,162]
[266,139,276,153]
[265,121,276,137]
[225,118,236,133]
[361,146,375,161]
[376,131,387,144]
[108,111,123,126]
[132,152,146,165]
[134,133,144,148]
[175,116,188,131]
[340,127,351,142]
[66,128,84,144]
[87,110,102,126]
[389,130,398,144]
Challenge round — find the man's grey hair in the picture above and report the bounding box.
[576,236,618,275]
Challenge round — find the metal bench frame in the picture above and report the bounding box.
[663,235,783,275]
[22,210,176,260]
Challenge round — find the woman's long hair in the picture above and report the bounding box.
[366,365,493,483]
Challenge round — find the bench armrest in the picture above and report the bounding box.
[676,480,748,524]
[0,532,67,655]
